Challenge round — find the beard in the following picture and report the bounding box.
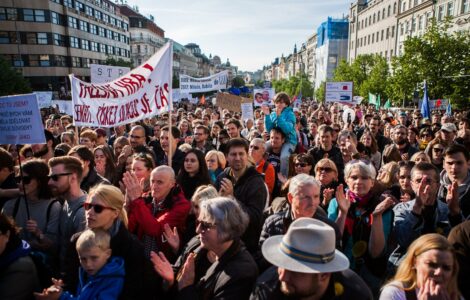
[395,138,407,146]
[50,182,70,197]
[33,145,49,158]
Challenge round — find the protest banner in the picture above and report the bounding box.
[90,64,131,84]
[0,93,46,145]
[179,71,228,94]
[70,42,172,127]
[216,93,251,113]
[253,88,275,107]
[325,82,354,105]
[35,91,53,108]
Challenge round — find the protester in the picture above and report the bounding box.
[68,145,110,192]
[176,149,211,200]
[0,148,19,210]
[314,158,339,210]
[249,138,276,196]
[93,145,117,185]
[447,220,470,300]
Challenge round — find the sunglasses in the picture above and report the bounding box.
[130,135,144,139]
[15,175,32,184]
[433,148,444,152]
[249,145,260,150]
[196,220,216,232]
[48,172,72,181]
[295,163,309,168]
[83,203,115,214]
[317,167,334,173]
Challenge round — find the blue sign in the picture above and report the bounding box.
[0,94,46,144]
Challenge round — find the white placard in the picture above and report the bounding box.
[253,88,275,107]
[179,71,228,94]
[325,82,354,104]
[241,102,254,121]
[35,91,53,108]
[90,64,131,84]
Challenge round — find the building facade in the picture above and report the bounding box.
[119,5,165,67]
[0,0,131,92]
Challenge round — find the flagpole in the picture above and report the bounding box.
[168,41,173,169]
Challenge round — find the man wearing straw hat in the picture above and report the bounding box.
[250,218,372,300]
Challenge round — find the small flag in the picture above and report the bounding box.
[420,81,430,119]
[446,100,452,116]
[384,99,391,109]
[368,93,377,106]
[377,94,381,109]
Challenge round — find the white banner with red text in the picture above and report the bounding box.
[70,42,172,127]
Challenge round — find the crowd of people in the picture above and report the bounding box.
[0,91,469,300]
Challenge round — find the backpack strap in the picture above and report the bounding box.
[45,199,60,227]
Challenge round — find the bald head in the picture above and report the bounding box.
[151,165,176,201]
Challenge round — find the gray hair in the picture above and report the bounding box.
[199,197,249,242]
[191,185,219,206]
[152,165,175,181]
[393,124,407,134]
[288,174,320,196]
[344,160,376,180]
[337,130,357,144]
[251,138,266,151]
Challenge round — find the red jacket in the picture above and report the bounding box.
[128,187,191,258]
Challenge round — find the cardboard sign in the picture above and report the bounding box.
[70,43,172,127]
[0,93,46,144]
[216,93,252,113]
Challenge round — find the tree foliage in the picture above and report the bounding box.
[172,74,179,88]
[388,20,470,108]
[0,56,32,96]
[332,54,389,104]
[315,81,325,102]
[272,74,314,98]
[104,57,134,68]
[232,76,245,88]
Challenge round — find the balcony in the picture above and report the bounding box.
[130,36,164,47]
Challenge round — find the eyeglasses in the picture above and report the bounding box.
[48,173,72,181]
[295,162,308,168]
[15,175,32,184]
[421,134,431,138]
[196,220,216,232]
[83,203,115,214]
[249,145,260,150]
[317,167,334,173]
[130,135,144,139]
[433,148,444,153]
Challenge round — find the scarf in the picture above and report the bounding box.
[344,190,374,236]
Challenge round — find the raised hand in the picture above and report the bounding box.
[163,223,180,254]
[335,184,350,213]
[177,253,196,290]
[372,197,395,217]
[122,171,143,201]
[150,251,174,286]
[219,178,234,197]
[446,181,461,215]
[322,188,335,207]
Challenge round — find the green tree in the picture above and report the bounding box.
[172,74,179,88]
[104,57,134,68]
[271,74,314,98]
[388,19,470,108]
[255,79,264,87]
[232,76,245,88]
[0,56,32,96]
[315,81,326,102]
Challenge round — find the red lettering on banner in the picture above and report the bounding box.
[74,104,92,123]
[142,64,154,72]
[130,74,146,88]
[140,93,152,114]
[152,83,170,110]
[117,99,141,123]
[96,105,118,126]
[114,79,134,95]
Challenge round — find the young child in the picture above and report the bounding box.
[263,92,298,177]
[35,228,125,300]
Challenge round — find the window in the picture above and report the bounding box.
[103,14,109,23]
[438,5,444,21]
[378,11,381,22]
[376,31,379,41]
[94,10,101,20]
[75,1,84,12]
[464,0,470,13]
[107,45,113,55]
[137,45,140,53]
[23,9,34,21]
[79,20,88,32]
[383,8,386,19]
[37,33,48,44]
[447,2,454,16]
[34,10,45,22]
[114,32,119,41]
[0,32,11,43]
[91,41,98,51]
[53,33,66,46]
[388,5,391,16]
[419,15,423,30]
[26,33,37,44]
[82,58,90,68]
[81,39,89,50]
[63,0,73,8]
[99,27,105,37]
[0,8,17,20]
[71,57,81,67]
[412,18,416,32]
[394,2,397,14]
[106,29,112,39]
[385,50,388,59]
[70,36,79,48]
[39,55,50,67]
[89,24,97,35]
[110,17,115,26]
[120,35,126,43]
[51,11,60,24]
[400,23,404,35]
[100,43,106,53]
[373,13,376,23]
[390,49,394,57]
[386,27,390,39]
[12,55,24,67]
[381,30,384,41]
[68,16,78,28]
[85,6,93,16]
[54,56,67,67]
[29,55,40,66]
[405,21,409,34]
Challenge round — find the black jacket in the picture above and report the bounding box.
[64,222,158,300]
[308,146,345,183]
[215,166,268,254]
[80,168,110,193]
[250,266,373,300]
[176,237,258,300]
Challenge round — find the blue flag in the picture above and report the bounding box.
[420,81,430,119]
[446,100,452,117]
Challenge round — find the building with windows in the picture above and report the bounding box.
[0,0,130,92]
[306,32,318,85]
[349,0,399,62]
[118,5,165,67]
[185,43,211,77]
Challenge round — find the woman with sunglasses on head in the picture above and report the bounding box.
[151,197,258,299]
[205,150,226,184]
[2,159,61,258]
[63,184,155,300]
[418,128,434,150]
[177,149,211,200]
[380,234,461,300]
[327,160,395,297]
[314,158,339,210]
[410,151,432,164]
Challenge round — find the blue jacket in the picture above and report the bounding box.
[264,107,297,146]
[60,256,125,300]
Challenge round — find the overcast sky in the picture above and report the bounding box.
[128,0,351,72]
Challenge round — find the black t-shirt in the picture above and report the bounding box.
[266,151,281,174]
